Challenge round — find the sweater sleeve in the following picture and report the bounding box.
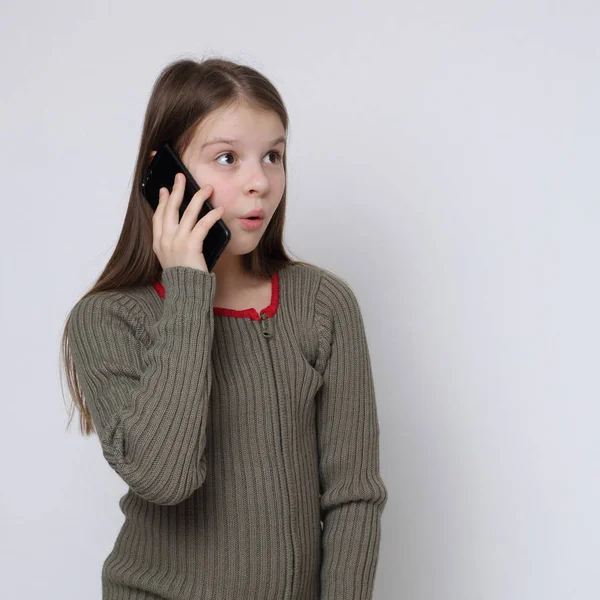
[67,266,216,506]
[314,271,388,600]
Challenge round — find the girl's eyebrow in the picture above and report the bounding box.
[201,136,286,149]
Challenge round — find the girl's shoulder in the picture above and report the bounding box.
[283,260,353,290]
[284,261,363,323]
[69,285,159,340]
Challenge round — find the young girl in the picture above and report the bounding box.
[61,56,388,600]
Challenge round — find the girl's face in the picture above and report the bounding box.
[180,103,286,258]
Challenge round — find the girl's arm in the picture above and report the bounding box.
[314,270,389,600]
[68,266,215,505]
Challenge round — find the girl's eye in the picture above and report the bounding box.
[215,151,283,166]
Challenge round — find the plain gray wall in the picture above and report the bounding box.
[1,1,598,598]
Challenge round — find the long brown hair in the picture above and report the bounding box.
[60,55,315,436]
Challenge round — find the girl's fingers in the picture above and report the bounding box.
[178,184,214,232]
[152,186,168,247]
[154,171,224,259]
[163,173,184,235]
[191,204,225,244]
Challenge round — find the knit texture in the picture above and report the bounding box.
[68,262,388,600]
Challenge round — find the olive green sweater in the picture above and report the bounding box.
[68,262,388,600]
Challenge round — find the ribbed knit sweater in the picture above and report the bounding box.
[68,262,388,600]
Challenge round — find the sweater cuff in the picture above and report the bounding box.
[160,266,216,309]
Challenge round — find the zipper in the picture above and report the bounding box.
[259,311,295,598]
[260,311,273,338]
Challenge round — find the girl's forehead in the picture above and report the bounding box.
[189,112,285,151]
[199,102,283,133]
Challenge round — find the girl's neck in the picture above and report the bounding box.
[211,255,265,292]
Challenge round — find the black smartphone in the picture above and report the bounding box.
[141,141,231,272]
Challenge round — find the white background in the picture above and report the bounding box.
[1,1,598,599]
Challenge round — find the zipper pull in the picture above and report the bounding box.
[260,312,272,338]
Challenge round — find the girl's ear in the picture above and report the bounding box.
[149,150,157,160]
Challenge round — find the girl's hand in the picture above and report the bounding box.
[152,172,225,274]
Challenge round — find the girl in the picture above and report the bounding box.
[61,56,388,600]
